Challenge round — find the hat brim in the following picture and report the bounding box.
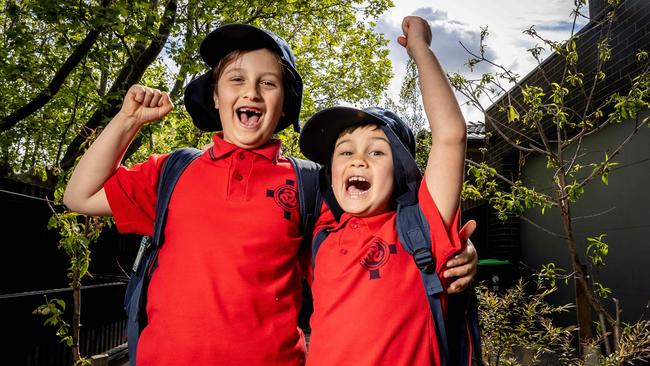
[299,106,389,164]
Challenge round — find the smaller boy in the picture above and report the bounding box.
[298,16,470,366]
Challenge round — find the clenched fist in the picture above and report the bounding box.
[119,84,174,125]
[397,16,433,58]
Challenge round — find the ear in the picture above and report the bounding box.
[212,92,220,109]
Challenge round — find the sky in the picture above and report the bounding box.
[376,0,590,123]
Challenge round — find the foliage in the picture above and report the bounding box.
[34,171,111,363]
[593,320,650,365]
[33,297,72,347]
[384,58,426,133]
[451,0,650,358]
[478,274,650,366]
[0,0,395,178]
[3,1,395,361]
[477,278,579,366]
[382,58,430,171]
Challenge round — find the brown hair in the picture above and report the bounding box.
[337,123,381,139]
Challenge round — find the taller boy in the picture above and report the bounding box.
[64,25,308,365]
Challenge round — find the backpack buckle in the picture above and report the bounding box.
[413,248,435,274]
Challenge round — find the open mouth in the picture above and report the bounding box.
[346,176,371,197]
[237,107,263,127]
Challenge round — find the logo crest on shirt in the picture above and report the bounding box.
[266,179,298,220]
[360,237,397,280]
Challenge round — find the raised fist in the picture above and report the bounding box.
[119,84,174,125]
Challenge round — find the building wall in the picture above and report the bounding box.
[520,109,650,323]
[480,0,650,300]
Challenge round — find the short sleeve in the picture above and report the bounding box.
[417,177,463,274]
[103,153,169,236]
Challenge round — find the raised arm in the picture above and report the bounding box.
[63,85,173,216]
[398,16,467,227]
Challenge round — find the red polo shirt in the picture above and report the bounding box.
[306,179,462,366]
[104,134,306,365]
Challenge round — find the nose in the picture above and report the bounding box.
[242,82,261,101]
[350,154,367,168]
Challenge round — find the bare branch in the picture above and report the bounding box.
[571,207,616,221]
[521,214,568,239]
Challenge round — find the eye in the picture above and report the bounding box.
[229,76,244,83]
[260,80,277,88]
[334,147,353,157]
[369,150,386,157]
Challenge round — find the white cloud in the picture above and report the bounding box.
[377,0,589,123]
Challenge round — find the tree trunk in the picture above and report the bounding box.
[71,275,82,362]
[60,0,178,171]
[0,0,111,131]
[556,170,594,348]
[574,267,593,351]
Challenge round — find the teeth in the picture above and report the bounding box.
[348,176,367,182]
[238,108,262,115]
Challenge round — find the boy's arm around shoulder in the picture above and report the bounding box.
[63,85,173,216]
[400,16,466,228]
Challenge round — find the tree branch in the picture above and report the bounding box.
[520,214,567,239]
[0,0,111,130]
[60,0,178,171]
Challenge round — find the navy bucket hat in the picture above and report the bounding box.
[300,106,422,208]
[184,24,303,132]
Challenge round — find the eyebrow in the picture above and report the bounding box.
[335,136,389,148]
[224,68,281,78]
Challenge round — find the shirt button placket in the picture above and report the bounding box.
[228,151,252,199]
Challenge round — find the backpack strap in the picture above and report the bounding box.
[124,147,202,366]
[396,202,449,366]
[286,156,322,248]
[446,285,485,366]
[396,202,485,366]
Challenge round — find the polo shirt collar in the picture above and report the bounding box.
[209,133,282,162]
[335,210,394,232]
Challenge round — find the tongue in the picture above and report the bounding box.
[347,183,367,195]
[240,113,260,126]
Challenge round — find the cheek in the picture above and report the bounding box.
[330,164,343,187]
[379,164,394,193]
[269,92,285,112]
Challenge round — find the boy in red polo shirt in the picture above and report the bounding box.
[299,16,472,365]
[63,23,478,365]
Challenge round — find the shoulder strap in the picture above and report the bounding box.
[287,156,322,249]
[396,202,449,365]
[152,147,203,248]
[130,147,203,274]
[124,147,202,366]
[396,203,484,366]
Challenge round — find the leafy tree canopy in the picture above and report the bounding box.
[0,0,394,183]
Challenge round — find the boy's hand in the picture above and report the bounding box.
[397,16,432,57]
[119,84,174,125]
[444,220,478,294]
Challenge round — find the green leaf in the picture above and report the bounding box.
[507,105,520,122]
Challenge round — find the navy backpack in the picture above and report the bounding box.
[123,148,482,366]
[123,148,320,365]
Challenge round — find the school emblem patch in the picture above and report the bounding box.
[360,237,397,280]
[266,179,298,220]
